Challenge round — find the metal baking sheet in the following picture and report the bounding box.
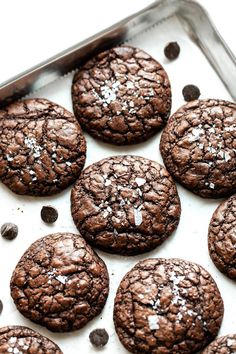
[0,1,235,353]
[0,0,236,106]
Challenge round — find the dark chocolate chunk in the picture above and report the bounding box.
[41,206,58,224]
[71,155,181,255]
[164,42,180,60]
[160,99,236,198]
[89,328,109,348]
[1,222,18,240]
[0,98,86,196]
[10,233,109,332]
[114,258,224,354]
[208,194,236,279]
[72,45,171,145]
[202,334,236,353]
[0,325,63,353]
[0,300,3,314]
[182,84,201,101]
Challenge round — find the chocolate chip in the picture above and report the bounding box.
[89,328,109,348]
[182,84,201,101]
[0,300,3,314]
[164,42,180,60]
[41,206,58,224]
[0,223,18,240]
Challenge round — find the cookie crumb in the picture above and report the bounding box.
[41,206,58,224]
[1,223,18,240]
[164,42,180,60]
[182,85,200,101]
[89,328,109,348]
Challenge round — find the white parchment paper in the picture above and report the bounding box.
[0,15,235,354]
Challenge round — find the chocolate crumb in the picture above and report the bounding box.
[164,42,180,60]
[41,206,58,224]
[1,223,18,240]
[89,328,109,348]
[0,300,3,314]
[182,84,201,101]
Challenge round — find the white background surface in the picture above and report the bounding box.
[0,1,235,354]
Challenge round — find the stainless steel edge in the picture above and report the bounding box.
[0,0,235,107]
[175,0,236,101]
[0,0,170,107]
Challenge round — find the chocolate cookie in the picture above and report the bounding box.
[202,334,236,354]
[72,45,171,145]
[0,98,86,196]
[10,233,109,332]
[208,194,236,279]
[71,155,181,255]
[113,258,224,354]
[160,99,236,198]
[0,325,63,353]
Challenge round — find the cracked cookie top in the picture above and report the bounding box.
[10,233,109,332]
[208,194,236,279]
[202,334,236,354]
[71,155,181,255]
[72,45,171,145]
[0,325,63,353]
[0,98,86,196]
[113,258,224,354]
[160,99,236,198]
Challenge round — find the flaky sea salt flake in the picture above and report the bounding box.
[126,81,134,89]
[148,315,160,330]
[224,151,231,162]
[137,188,142,196]
[227,338,236,347]
[135,177,146,186]
[6,155,13,161]
[134,207,142,226]
[55,275,68,284]
[103,211,109,218]
[189,128,204,142]
[104,179,111,186]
